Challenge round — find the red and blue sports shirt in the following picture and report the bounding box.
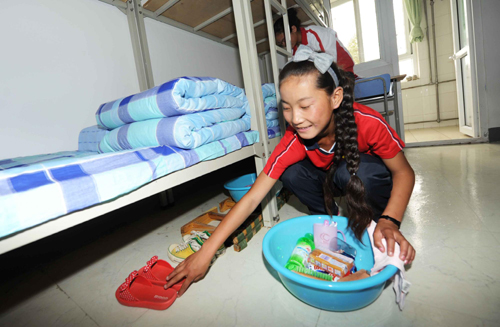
[263,102,405,180]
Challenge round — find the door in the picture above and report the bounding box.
[330,0,403,138]
[450,0,478,137]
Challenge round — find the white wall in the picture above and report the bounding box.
[0,0,139,160]
[477,0,500,133]
[145,19,243,87]
[0,0,244,160]
[401,0,459,130]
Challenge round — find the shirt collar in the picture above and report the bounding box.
[293,27,309,55]
[304,141,336,154]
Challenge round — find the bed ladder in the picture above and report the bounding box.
[263,0,293,137]
[232,0,293,227]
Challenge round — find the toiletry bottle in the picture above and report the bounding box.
[285,233,315,270]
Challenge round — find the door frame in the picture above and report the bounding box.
[450,0,478,137]
[407,0,488,147]
[468,0,488,141]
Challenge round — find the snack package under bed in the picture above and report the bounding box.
[308,248,355,278]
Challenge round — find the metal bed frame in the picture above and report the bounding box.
[0,0,329,255]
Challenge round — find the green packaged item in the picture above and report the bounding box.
[285,233,315,270]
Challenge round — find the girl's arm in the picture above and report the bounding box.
[164,171,277,296]
[374,151,416,264]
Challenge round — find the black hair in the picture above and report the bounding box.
[279,61,373,241]
[274,8,301,35]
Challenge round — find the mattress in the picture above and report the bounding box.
[0,131,259,238]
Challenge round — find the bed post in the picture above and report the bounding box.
[232,0,279,227]
[264,0,293,139]
[126,0,177,206]
[125,0,154,91]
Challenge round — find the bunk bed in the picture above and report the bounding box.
[0,0,329,255]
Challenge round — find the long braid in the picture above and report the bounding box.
[323,68,372,241]
[279,60,372,241]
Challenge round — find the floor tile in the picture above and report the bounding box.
[410,128,450,142]
[403,130,418,143]
[2,143,500,326]
[0,271,98,327]
[433,126,472,139]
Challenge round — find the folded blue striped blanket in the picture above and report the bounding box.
[78,125,110,152]
[96,77,246,129]
[98,108,250,152]
[0,131,259,238]
[267,126,281,139]
[266,107,278,120]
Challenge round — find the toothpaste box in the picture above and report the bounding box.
[308,248,355,278]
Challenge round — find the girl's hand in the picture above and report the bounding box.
[373,219,415,265]
[164,247,213,296]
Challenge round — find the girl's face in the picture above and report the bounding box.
[280,73,341,141]
[275,26,299,49]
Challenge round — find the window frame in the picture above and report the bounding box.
[331,0,419,76]
[394,0,419,78]
[330,0,378,64]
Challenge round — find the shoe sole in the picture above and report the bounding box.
[115,285,177,310]
[167,244,190,263]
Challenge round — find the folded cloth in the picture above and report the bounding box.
[267,126,281,139]
[78,125,109,152]
[96,77,246,129]
[264,96,277,113]
[98,108,250,153]
[243,84,277,116]
[266,119,279,128]
[367,221,411,310]
[261,83,276,98]
[266,107,278,120]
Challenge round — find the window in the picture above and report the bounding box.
[393,0,418,78]
[331,0,419,78]
[331,0,380,64]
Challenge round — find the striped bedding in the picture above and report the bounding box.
[0,131,259,239]
[98,108,251,152]
[96,77,246,129]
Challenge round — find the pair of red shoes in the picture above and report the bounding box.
[115,256,184,310]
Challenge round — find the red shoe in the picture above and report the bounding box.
[137,256,185,292]
[115,271,177,310]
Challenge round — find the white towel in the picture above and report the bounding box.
[367,221,411,310]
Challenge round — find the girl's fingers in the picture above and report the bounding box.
[384,234,396,257]
[398,239,408,261]
[407,247,416,264]
[177,276,194,297]
[373,231,386,253]
[164,272,185,290]
[164,265,186,289]
[166,262,184,281]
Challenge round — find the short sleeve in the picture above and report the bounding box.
[355,105,405,159]
[263,126,306,179]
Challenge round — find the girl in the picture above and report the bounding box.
[274,8,356,77]
[165,46,416,296]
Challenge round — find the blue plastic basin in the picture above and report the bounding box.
[224,173,256,202]
[262,215,397,311]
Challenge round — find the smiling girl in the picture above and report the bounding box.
[165,46,416,296]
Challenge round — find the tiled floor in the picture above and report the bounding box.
[404,126,472,143]
[1,143,500,326]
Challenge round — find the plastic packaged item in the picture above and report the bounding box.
[338,269,370,282]
[313,220,346,249]
[285,233,315,270]
[308,248,355,278]
[290,266,333,281]
[329,236,357,260]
